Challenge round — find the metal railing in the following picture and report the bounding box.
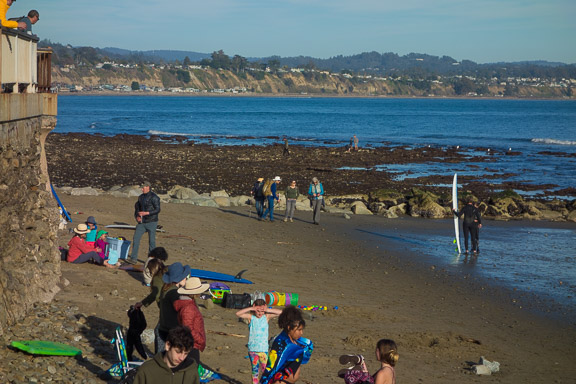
[1,27,51,94]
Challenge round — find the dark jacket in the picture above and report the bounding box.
[133,352,199,384]
[134,191,161,223]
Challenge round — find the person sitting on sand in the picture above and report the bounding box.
[339,338,399,384]
[67,223,103,265]
[84,216,98,245]
[236,299,282,384]
[143,247,169,286]
[260,305,313,384]
[173,277,210,364]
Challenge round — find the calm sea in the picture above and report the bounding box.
[55,95,576,320]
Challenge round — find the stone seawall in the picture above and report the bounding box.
[0,115,61,334]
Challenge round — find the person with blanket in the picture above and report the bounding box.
[260,306,313,384]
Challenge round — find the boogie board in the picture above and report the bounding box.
[50,184,72,223]
[189,268,253,284]
[11,340,82,356]
[452,173,461,254]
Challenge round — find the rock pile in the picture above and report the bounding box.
[57,185,576,222]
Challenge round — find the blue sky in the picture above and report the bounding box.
[11,0,576,63]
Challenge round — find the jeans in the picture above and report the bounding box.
[130,221,157,262]
[262,196,276,221]
[72,251,103,265]
[255,198,265,218]
[284,199,296,220]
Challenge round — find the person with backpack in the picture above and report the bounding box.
[261,176,281,222]
[251,177,266,220]
[308,177,324,225]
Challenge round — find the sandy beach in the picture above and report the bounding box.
[13,192,571,384]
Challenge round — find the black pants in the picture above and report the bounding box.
[462,222,478,251]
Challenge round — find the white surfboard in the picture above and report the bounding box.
[452,173,461,254]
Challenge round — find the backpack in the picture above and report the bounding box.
[254,182,264,198]
[262,179,274,197]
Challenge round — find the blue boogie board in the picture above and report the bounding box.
[50,184,72,222]
[188,268,253,284]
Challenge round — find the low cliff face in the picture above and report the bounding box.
[51,66,571,98]
[0,113,61,334]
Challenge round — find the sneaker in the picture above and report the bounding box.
[283,218,288,222]
[289,218,293,223]
[124,258,137,265]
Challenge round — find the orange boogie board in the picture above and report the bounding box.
[11,340,82,356]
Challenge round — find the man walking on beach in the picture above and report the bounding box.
[133,325,200,384]
[129,181,161,264]
[262,176,281,222]
[251,177,265,219]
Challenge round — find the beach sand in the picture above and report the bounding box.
[50,193,575,383]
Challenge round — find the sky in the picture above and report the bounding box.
[10,0,576,64]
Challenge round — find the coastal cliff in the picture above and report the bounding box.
[51,66,572,98]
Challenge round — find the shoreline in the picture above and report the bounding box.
[56,90,576,101]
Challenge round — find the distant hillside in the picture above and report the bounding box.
[102,48,210,63]
[49,42,575,79]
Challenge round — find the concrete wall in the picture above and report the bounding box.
[0,93,60,335]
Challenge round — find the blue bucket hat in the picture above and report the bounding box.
[86,216,97,225]
[162,262,191,284]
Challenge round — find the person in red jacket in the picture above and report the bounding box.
[67,223,103,265]
[173,277,209,364]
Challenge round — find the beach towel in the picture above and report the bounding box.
[260,331,313,384]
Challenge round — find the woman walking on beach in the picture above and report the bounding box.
[284,180,300,222]
[135,258,167,353]
[308,177,324,225]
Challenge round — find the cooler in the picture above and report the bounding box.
[106,237,131,264]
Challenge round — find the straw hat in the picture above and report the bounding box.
[73,223,91,235]
[178,277,210,295]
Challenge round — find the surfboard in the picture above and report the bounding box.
[105,224,165,232]
[119,265,253,284]
[11,340,82,356]
[189,268,253,284]
[50,184,72,222]
[452,173,461,254]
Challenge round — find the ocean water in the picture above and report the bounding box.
[56,96,576,196]
[55,95,576,319]
[356,219,576,320]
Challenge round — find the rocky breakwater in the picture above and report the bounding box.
[58,185,576,222]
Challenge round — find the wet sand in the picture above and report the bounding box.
[51,193,576,383]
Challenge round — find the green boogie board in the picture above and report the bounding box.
[11,340,82,356]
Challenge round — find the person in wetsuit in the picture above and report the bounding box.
[453,199,482,254]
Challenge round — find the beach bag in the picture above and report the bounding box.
[209,282,231,304]
[222,293,252,309]
[262,179,273,197]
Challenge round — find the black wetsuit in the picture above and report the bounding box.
[456,204,481,252]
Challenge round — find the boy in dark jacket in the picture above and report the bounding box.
[133,326,199,384]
